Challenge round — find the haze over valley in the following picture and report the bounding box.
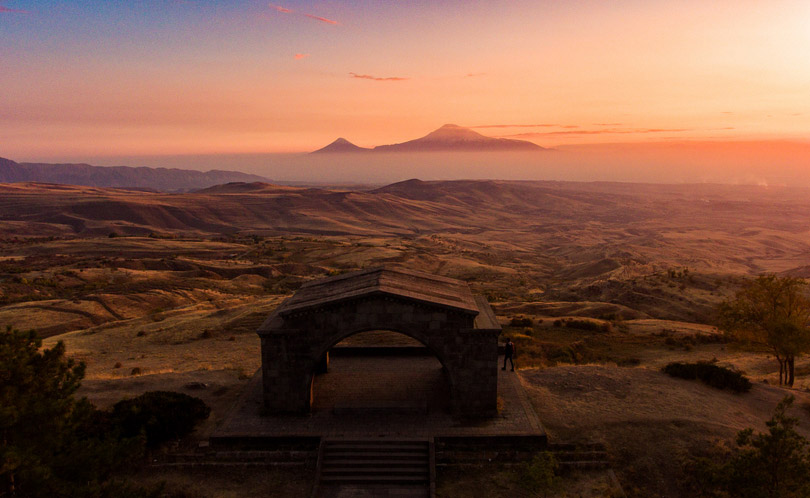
[10,124,810,186]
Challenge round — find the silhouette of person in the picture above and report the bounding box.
[503,338,515,371]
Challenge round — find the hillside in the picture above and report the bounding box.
[0,156,269,191]
[3,178,810,497]
[2,179,810,324]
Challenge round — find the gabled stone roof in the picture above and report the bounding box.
[278,267,480,316]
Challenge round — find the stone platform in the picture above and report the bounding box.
[211,354,545,445]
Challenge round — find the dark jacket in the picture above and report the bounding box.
[505,341,515,357]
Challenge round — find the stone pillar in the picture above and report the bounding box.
[315,351,330,374]
[260,330,312,414]
[451,328,500,417]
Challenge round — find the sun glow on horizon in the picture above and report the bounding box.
[0,0,809,162]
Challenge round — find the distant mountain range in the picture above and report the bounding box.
[0,156,269,191]
[311,124,545,153]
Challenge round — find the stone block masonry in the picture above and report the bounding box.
[257,267,501,418]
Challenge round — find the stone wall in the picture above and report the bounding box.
[260,294,500,417]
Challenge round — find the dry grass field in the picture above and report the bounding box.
[2,179,810,496]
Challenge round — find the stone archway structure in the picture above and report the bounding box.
[257,267,502,417]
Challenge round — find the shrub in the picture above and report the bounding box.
[564,319,611,333]
[110,391,210,447]
[262,276,303,294]
[521,452,562,497]
[662,361,752,393]
[686,396,810,497]
[546,345,575,365]
[509,316,534,327]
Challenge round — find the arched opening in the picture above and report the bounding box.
[309,330,452,415]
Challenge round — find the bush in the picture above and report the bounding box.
[564,319,611,333]
[617,357,641,367]
[545,345,575,365]
[110,391,210,447]
[521,451,561,497]
[686,396,810,497]
[662,361,752,393]
[509,316,534,327]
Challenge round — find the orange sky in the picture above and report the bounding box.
[1,0,809,160]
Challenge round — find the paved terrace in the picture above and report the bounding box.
[212,353,544,441]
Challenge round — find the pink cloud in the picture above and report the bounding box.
[294,53,310,60]
[473,124,564,129]
[269,3,337,24]
[0,5,28,13]
[304,13,338,25]
[499,128,694,139]
[349,72,408,82]
[270,3,292,13]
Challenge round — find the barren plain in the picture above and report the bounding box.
[2,179,810,497]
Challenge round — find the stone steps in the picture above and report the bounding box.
[549,442,610,472]
[314,439,433,497]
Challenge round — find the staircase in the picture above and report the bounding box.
[548,441,611,472]
[313,439,433,498]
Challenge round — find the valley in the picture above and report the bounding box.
[2,178,810,497]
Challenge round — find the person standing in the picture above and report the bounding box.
[503,338,516,371]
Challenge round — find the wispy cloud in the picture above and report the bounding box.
[0,5,28,13]
[294,53,310,60]
[304,13,338,25]
[465,72,486,78]
[472,124,566,129]
[499,128,695,139]
[269,3,337,25]
[270,4,292,13]
[349,72,408,82]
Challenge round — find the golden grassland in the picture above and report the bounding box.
[2,180,810,496]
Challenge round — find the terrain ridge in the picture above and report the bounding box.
[0,156,269,191]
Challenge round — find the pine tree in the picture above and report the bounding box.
[1,326,87,495]
[1,326,147,497]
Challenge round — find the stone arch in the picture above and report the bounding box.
[307,327,455,412]
[258,268,501,417]
[307,326,457,406]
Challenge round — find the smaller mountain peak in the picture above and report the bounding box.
[439,123,463,129]
[311,137,371,154]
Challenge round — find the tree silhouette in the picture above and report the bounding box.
[0,326,144,497]
[719,275,810,386]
